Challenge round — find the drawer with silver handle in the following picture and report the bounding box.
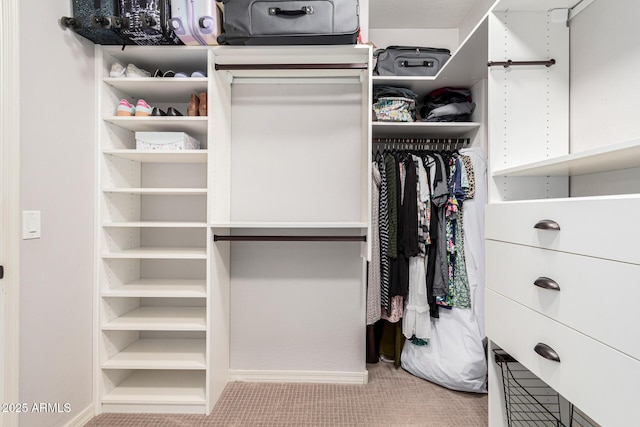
[485,195,640,264]
[486,240,640,361]
[486,290,640,427]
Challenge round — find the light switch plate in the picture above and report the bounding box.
[22,210,41,239]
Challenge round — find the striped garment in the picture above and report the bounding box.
[377,155,391,313]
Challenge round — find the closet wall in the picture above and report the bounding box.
[19,2,95,427]
[569,0,640,196]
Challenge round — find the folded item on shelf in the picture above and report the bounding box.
[373,97,417,122]
[420,87,475,122]
[135,132,200,150]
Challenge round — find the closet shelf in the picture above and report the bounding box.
[102,188,207,196]
[372,122,481,138]
[102,339,206,370]
[103,150,208,163]
[102,306,206,331]
[103,221,207,228]
[492,138,640,177]
[103,117,208,133]
[209,221,368,229]
[102,247,207,259]
[103,78,208,102]
[372,17,488,94]
[493,0,582,12]
[101,279,207,298]
[101,370,206,405]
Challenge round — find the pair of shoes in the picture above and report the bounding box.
[187,92,207,116]
[151,107,183,116]
[152,69,176,78]
[116,99,153,116]
[109,63,151,78]
[175,71,207,78]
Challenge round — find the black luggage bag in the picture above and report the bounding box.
[117,0,183,45]
[61,0,130,45]
[217,0,360,46]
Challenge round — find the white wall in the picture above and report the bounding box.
[569,0,640,196]
[19,2,95,426]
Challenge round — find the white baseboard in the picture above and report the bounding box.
[228,369,369,384]
[64,404,94,427]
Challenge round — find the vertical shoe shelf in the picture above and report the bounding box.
[96,46,216,414]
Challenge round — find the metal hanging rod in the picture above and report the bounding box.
[213,235,366,242]
[487,59,556,68]
[215,63,368,71]
[372,138,470,151]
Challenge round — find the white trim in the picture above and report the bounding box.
[0,0,21,426]
[569,0,596,20]
[63,405,94,427]
[228,369,369,385]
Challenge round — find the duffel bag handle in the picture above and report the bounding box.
[400,60,435,68]
[268,6,314,17]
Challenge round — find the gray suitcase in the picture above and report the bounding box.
[373,46,451,76]
[217,0,359,45]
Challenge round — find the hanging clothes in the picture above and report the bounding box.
[376,155,391,314]
[403,155,432,341]
[367,162,382,325]
[459,147,487,336]
[445,156,471,308]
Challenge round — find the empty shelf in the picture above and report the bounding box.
[103,188,207,196]
[101,370,206,405]
[102,247,207,259]
[102,338,206,370]
[101,279,206,298]
[102,306,206,331]
[103,150,208,163]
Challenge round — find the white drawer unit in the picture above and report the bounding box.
[485,3,640,426]
[486,240,640,362]
[486,290,640,427]
[485,196,640,265]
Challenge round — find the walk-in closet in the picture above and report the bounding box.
[5,0,639,426]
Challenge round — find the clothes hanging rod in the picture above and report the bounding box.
[487,59,556,68]
[372,138,470,145]
[215,63,368,71]
[213,235,367,242]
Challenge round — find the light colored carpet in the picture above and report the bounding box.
[85,362,488,426]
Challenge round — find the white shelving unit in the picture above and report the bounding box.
[96,45,218,415]
[493,137,640,177]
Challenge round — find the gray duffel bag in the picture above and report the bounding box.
[373,46,451,76]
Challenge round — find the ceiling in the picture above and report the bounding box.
[368,0,481,29]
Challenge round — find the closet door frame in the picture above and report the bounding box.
[0,0,21,425]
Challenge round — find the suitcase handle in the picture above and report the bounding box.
[400,60,434,68]
[268,6,314,17]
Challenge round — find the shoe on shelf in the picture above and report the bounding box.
[126,63,151,78]
[198,92,207,116]
[191,70,206,78]
[175,71,189,78]
[116,99,135,116]
[151,107,167,116]
[163,70,176,78]
[166,107,183,116]
[134,99,153,116]
[109,62,126,78]
[187,93,200,116]
[152,69,164,78]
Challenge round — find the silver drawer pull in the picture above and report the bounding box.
[534,277,560,291]
[534,219,560,230]
[534,343,561,362]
